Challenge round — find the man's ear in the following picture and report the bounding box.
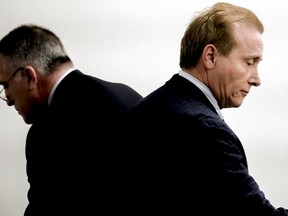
[23,66,38,89]
[202,44,217,69]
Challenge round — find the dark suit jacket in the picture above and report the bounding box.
[126,74,288,215]
[24,70,142,216]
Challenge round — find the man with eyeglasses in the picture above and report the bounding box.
[0,24,142,215]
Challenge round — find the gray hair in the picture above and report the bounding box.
[0,24,71,74]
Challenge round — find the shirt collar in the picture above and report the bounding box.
[178,69,224,119]
[48,68,76,105]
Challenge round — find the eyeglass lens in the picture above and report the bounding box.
[0,86,7,101]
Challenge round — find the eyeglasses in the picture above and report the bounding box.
[0,67,24,102]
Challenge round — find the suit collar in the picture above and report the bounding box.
[48,68,77,105]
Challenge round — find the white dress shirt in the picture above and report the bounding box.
[178,69,224,119]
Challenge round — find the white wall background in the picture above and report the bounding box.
[0,0,288,215]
